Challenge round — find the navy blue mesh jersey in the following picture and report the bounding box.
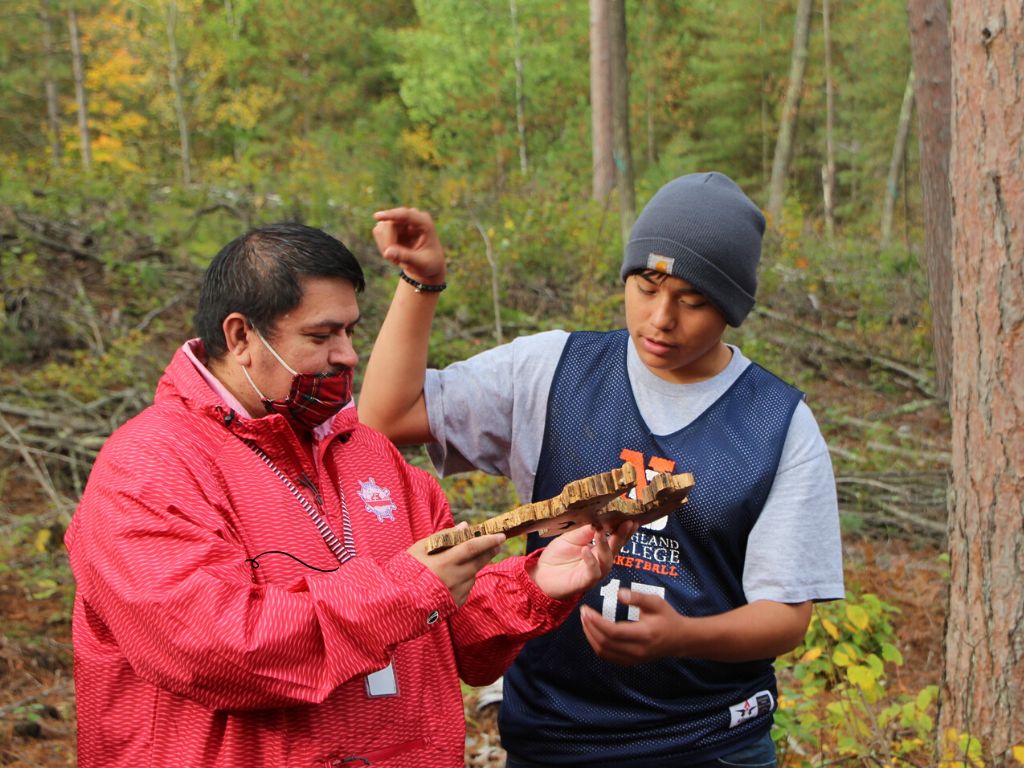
[499,329,804,766]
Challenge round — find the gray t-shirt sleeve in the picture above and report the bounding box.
[424,330,567,503]
[742,401,846,603]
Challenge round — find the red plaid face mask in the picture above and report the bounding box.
[242,328,353,430]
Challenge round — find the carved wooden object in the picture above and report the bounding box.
[426,463,695,554]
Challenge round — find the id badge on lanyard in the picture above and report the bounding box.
[365,662,399,697]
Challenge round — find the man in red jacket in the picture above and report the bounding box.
[66,223,635,768]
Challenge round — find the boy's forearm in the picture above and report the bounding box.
[673,599,812,662]
[359,278,438,443]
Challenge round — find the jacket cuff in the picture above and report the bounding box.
[382,550,458,634]
[505,550,582,629]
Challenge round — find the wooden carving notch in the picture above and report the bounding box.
[426,462,695,554]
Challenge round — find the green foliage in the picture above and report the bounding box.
[781,592,899,694]
[0,513,74,615]
[32,329,164,404]
[662,0,791,193]
[389,1,592,192]
[438,471,525,563]
[757,218,933,374]
[0,249,47,363]
[775,591,942,766]
[440,471,520,524]
[1,0,921,236]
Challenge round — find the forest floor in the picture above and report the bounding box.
[0,524,947,767]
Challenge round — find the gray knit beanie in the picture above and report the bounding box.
[621,171,765,327]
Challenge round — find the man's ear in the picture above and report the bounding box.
[222,312,252,365]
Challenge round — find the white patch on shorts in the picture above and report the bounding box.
[728,690,775,728]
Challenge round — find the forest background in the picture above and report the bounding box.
[0,1,1019,766]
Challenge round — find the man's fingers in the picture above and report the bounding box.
[606,520,638,553]
[559,523,597,547]
[448,532,505,565]
[372,220,413,263]
[577,541,600,575]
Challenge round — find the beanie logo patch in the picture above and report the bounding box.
[645,253,675,274]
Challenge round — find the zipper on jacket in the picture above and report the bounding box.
[298,472,324,507]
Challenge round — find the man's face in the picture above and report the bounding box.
[246,276,360,404]
[623,271,730,384]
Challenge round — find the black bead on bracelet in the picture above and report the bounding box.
[399,271,447,293]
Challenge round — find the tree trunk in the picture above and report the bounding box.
[643,0,657,165]
[609,0,635,242]
[224,0,243,163]
[41,0,62,167]
[509,0,528,176]
[165,1,192,185]
[943,2,1024,765]
[473,220,503,346]
[492,87,506,193]
[759,2,770,186]
[907,0,953,401]
[67,7,91,171]
[821,0,836,243]
[880,70,915,248]
[767,0,813,226]
[589,0,614,202]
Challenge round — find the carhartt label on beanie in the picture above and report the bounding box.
[621,172,765,326]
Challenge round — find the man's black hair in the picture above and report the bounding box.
[194,222,365,359]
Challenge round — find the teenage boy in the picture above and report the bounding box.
[360,172,844,768]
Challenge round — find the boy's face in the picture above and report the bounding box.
[623,271,730,384]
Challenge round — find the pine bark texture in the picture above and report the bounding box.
[943,2,1024,764]
[907,0,953,400]
[767,0,813,226]
[589,0,614,202]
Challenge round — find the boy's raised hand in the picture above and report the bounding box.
[372,207,446,285]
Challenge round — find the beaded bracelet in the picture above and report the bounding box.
[399,270,447,293]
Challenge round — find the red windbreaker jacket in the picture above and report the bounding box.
[66,342,574,767]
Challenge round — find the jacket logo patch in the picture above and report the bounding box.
[358,477,397,522]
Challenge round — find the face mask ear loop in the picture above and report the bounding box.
[252,325,299,375]
[240,365,270,401]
